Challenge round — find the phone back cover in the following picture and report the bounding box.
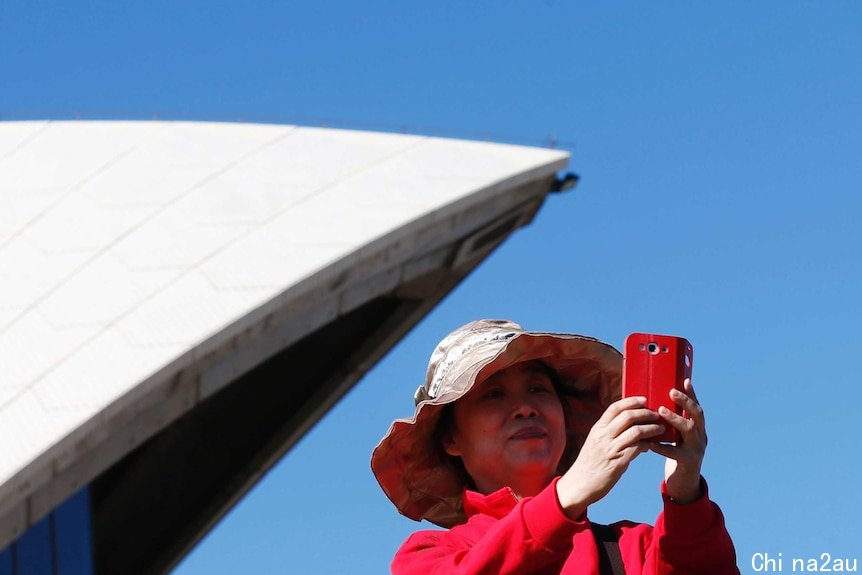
[622,333,693,443]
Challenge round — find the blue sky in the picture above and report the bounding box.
[3,2,861,573]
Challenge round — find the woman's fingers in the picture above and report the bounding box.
[615,422,666,449]
[652,380,709,469]
[617,440,655,467]
[663,380,706,436]
[598,395,648,425]
[673,380,705,422]
[682,378,699,403]
[659,404,696,434]
[606,407,662,438]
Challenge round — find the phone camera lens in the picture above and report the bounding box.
[647,342,659,355]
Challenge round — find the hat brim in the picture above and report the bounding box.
[371,330,621,528]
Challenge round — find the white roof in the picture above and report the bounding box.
[0,120,568,544]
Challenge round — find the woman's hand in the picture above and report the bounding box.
[556,396,665,519]
[649,378,708,504]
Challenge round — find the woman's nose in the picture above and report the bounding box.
[512,400,538,419]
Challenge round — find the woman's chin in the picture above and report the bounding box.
[504,453,559,477]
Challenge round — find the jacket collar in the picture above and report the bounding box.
[462,486,520,520]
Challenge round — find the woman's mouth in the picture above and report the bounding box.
[510,426,547,440]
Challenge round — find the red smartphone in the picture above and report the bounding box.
[622,333,693,443]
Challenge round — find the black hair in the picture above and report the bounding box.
[432,403,472,489]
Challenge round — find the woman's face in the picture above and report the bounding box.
[443,361,566,496]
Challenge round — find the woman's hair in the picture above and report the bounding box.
[432,403,473,490]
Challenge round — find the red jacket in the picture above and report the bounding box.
[392,477,739,574]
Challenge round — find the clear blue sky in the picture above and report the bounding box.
[3,3,861,573]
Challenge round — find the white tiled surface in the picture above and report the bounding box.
[0,311,101,406]
[0,122,163,195]
[0,121,48,160]
[0,120,568,515]
[0,237,90,314]
[24,193,150,254]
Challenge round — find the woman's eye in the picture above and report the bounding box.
[530,385,551,394]
[484,389,504,399]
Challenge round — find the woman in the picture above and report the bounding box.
[372,319,739,574]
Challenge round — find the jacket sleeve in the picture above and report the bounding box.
[391,477,588,575]
[634,478,740,575]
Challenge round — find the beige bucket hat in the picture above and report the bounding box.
[371,319,621,528]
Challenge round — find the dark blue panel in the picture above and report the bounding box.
[54,488,93,575]
[0,545,13,575]
[15,514,52,575]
